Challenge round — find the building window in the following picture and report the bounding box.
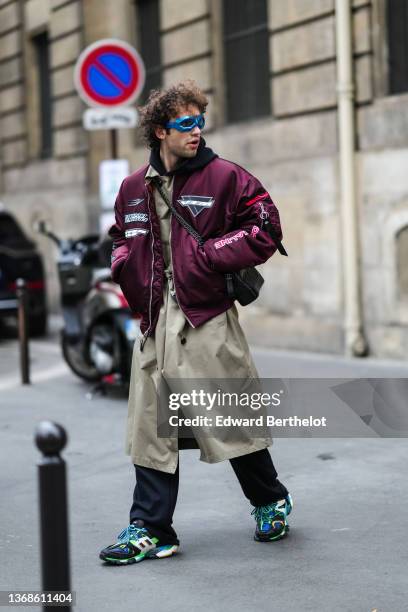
[386,0,408,94]
[136,0,162,102]
[222,0,271,123]
[32,32,52,159]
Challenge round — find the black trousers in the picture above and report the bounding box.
[129,448,289,545]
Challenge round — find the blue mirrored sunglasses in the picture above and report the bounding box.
[165,114,205,132]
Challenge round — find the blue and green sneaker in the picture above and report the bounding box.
[99,522,179,565]
[252,494,293,542]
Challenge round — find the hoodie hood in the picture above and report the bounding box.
[149,137,218,177]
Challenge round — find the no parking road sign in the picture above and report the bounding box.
[74,39,145,107]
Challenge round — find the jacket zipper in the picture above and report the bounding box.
[169,188,195,329]
[140,187,155,351]
[141,179,196,349]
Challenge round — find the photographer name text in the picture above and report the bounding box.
[168,415,327,428]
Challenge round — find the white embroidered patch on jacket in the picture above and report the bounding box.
[125,228,149,238]
[124,213,148,223]
[177,195,215,217]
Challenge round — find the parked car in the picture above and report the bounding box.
[0,207,47,336]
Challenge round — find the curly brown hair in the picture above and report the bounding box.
[137,80,208,149]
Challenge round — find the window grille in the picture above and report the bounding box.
[137,0,162,102]
[223,0,271,122]
[33,32,53,159]
[387,0,408,94]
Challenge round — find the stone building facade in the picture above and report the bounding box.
[0,0,407,359]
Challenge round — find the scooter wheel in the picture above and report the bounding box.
[61,331,101,382]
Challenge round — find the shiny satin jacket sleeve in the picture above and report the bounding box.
[202,174,283,274]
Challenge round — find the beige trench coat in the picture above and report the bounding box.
[125,166,272,473]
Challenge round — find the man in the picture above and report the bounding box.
[100,81,292,565]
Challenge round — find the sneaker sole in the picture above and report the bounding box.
[100,545,179,565]
[254,524,290,542]
[149,545,179,559]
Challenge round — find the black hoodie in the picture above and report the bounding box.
[149,137,218,177]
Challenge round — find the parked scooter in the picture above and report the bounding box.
[37,221,140,387]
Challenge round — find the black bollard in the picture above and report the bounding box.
[16,278,30,384]
[35,422,71,612]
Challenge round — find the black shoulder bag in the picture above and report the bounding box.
[152,177,288,306]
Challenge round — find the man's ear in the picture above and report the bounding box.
[154,125,166,141]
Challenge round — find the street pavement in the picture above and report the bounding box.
[1,318,408,612]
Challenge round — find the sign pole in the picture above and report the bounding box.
[110,129,117,160]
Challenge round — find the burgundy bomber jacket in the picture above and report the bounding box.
[109,143,284,348]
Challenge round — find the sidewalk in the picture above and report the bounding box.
[0,330,407,611]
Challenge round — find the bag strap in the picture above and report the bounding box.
[225,273,235,295]
[151,176,287,256]
[151,177,205,247]
[263,219,288,256]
